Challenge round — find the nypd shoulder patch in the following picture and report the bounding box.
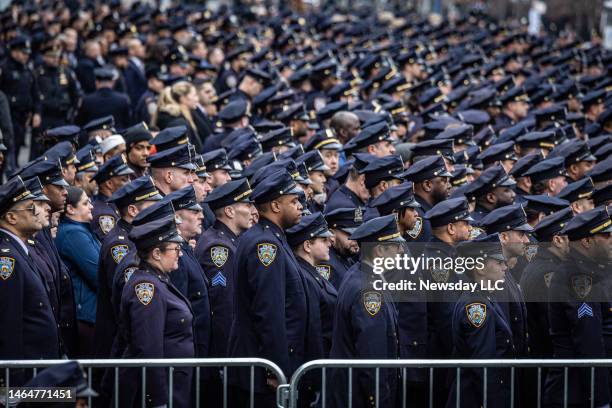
[257,243,277,267]
[124,267,137,283]
[99,215,116,235]
[430,268,449,283]
[466,303,487,328]
[0,257,15,280]
[316,264,331,280]
[211,246,229,268]
[111,244,129,264]
[363,291,382,316]
[135,282,154,305]
[571,274,592,299]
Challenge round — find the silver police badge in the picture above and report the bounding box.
[466,303,487,328]
[0,257,15,280]
[469,226,485,240]
[407,217,423,239]
[124,267,137,283]
[135,282,154,305]
[257,243,277,267]
[211,246,229,268]
[430,268,449,283]
[316,265,331,280]
[525,244,538,262]
[111,245,129,264]
[571,274,592,299]
[363,292,382,316]
[98,215,116,235]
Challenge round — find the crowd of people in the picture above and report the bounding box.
[0,0,612,407]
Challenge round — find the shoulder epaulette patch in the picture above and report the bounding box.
[0,257,15,280]
[111,245,129,264]
[571,274,592,299]
[363,291,382,316]
[135,282,154,305]
[257,243,277,266]
[99,215,115,235]
[466,303,487,328]
[211,246,229,268]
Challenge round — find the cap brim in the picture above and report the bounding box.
[315,229,334,238]
[33,194,50,202]
[178,162,198,170]
[460,214,475,223]
[51,178,70,187]
[116,167,135,176]
[166,234,184,244]
[407,199,421,208]
[339,226,357,235]
[439,169,453,178]
[581,154,597,162]
[187,203,203,211]
[499,177,517,187]
[489,253,507,262]
[147,193,164,201]
[514,222,534,232]
[196,171,210,178]
[283,184,303,196]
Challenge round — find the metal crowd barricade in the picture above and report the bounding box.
[286,359,612,408]
[0,358,288,408]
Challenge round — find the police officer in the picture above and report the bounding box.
[371,182,421,239]
[545,207,612,408]
[20,158,78,357]
[361,154,405,221]
[76,67,131,130]
[116,215,195,408]
[94,176,162,359]
[91,154,134,240]
[44,140,79,185]
[194,178,254,406]
[329,214,401,408]
[287,212,338,407]
[447,233,518,407]
[36,43,82,132]
[470,164,517,222]
[0,177,60,386]
[557,177,596,215]
[296,150,330,213]
[227,169,306,407]
[74,145,99,197]
[520,207,574,406]
[287,211,337,356]
[322,207,362,289]
[148,144,196,196]
[163,186,211,361]
[401,155,453,242]
[326,153,372,212]
[0,36,41,171]
[122,122,152,179]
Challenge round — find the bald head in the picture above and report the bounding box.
[330,111,360,144]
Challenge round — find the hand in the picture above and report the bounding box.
[266,377,278,390]
[189,239,196,249]
[32,113,41,128]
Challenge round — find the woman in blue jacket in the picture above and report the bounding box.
[56,186,100,357]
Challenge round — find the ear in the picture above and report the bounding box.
[303,240,312,254]
[486,191,496,204]
[570,201,580,214]
[379,180,388,191]
[499,231,509,244]
[447,222,455,236]
[224,205,235,219]
[270,199,281,214]
[165,169,174,184]
[422,179,432,193]
[367,144,376,155]
[127,204,139,218]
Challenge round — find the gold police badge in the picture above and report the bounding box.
[135,282,154,305]
[363,292,382,316]
[211,246,229,268]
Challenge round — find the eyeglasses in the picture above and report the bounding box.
[162,246,182,255]
[10,205,39,216]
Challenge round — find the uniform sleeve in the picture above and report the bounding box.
[0,255,24,360]
[60,230,100,292]
[125,280,168,406]
[350,291,391,400]
[244,241,289,373]
[31,69,41,114]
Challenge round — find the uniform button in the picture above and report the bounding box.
[413,341,418,346]
[514,317,518,321]
[197,291,201,296]
[369,396,374,400]
[180,319,185,323]
[39,302,43,307]
[500,380,504,384]
[506,339,510,344]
